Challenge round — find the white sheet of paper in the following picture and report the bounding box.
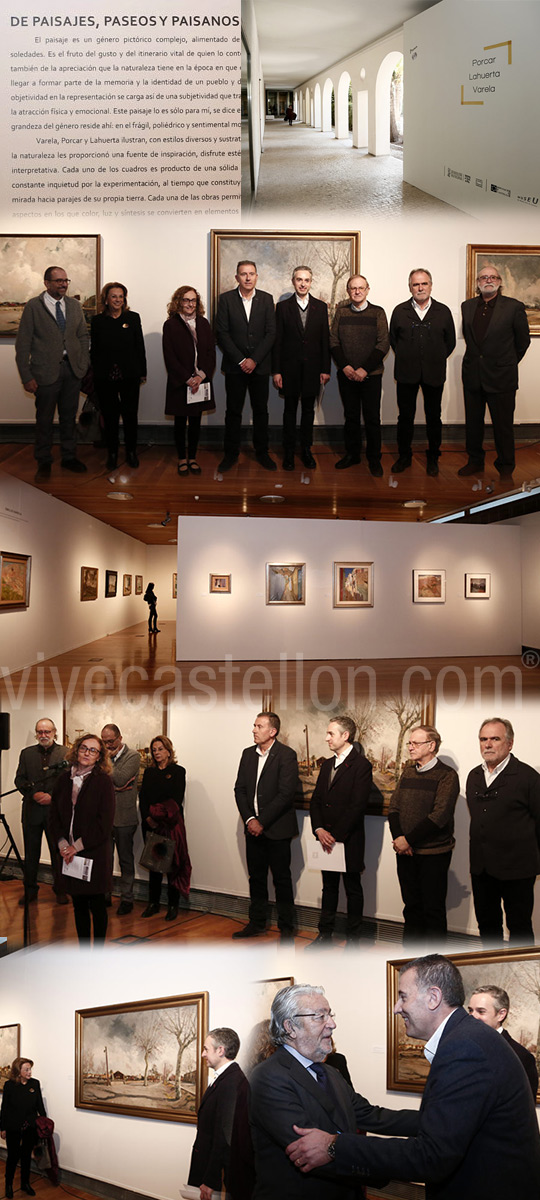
[62,855,93,882]
[180,1187,222,1200]
[307,841,346,872]
[187,381,211,404]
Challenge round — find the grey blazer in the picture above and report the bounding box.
[110,744,141,827]
[15,293,90,386]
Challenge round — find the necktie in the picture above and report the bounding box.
[310,1062,328,1091]
[56,301,66,331]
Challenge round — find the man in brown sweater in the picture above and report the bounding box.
[330,275,389,476]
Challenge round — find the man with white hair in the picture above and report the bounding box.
[15,717,68,905]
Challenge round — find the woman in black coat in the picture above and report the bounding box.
[162,285,216,475]
[0,1057,45,1198]
[50,733,115,944]
[139,734,191,921]
[91,281,147,470]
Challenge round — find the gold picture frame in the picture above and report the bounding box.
[210,574,231,594]
[0,1024,21,1092]
[0,552,31,610]
[123,574,132,596]
[333,562,373,608]
[0,233,100,336]
[80,566,98,602]
[266,563,305,605]
[135,575,143,595]
[466,244,540,335]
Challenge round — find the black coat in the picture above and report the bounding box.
[188,1061,248,1191]
[49,766,115,895]
[162,312,216,417]
[272,294,330,396]
[15,742,68,827]
[389,298,456,386]
[215,289,275,375]
[310,748,372,872]
[501,1028,538,1100]
[0,1078,45,1132]
[465,754,540,879]
[461,294,530,393]
[90,310,147,384]
[235,740,299,841]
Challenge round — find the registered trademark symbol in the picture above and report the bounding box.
[521,650,540,668]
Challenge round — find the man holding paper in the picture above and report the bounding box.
[309,717,372,947]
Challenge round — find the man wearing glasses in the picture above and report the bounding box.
[15,717,68,906]
[250,983,418,1199]
[388,725,459,944]
[330,275,389,476]
[15,265,90,482]
[459,264,530,479]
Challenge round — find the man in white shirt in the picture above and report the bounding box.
[467,984,538,1099]
[215,261,276,473]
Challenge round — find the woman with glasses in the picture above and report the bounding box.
[138,735,191,921]
[162,285,216,476]
[50,734,115,943]
[91,281,147,471]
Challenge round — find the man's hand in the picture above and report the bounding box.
[342,365,356,381]
[393,836,413,856]
[287,1126,336,1171]
[24,379,38,394]
[33,791,52,806]
[200,1185,213,1200]
[247,818,264,836]
[273,373,283,390]
[320,373,330,385]
[316,828,336,852]
[241,357,257,374]
[61,845,76,865]
[352,367,368,382]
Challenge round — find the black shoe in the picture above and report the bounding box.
[218,454,238,473]
[61,457,87,473]
[165,905,178,922]
[301,449,316,469]
[306,933,333,949]
[232,923,264,939]
[105,894,112,908]
[55,893,69,906]
[458,461,483,477]
[35,462,51,482]
[18,891,38,907]
[141,903,160,918]
[426,458,439,477]
[188,460,201,475]
[282,453,295,471]
[126,451,139,468]
[117,900,133,916]
[256,452,277,471]
[369,461,383,477]
[391,456,412,473]
[177,460,189,476]
[335,455,360,470]
[497,466,514,479]
[280,932,295,944]
[106,453,118,470]
[22,1186,36,1195]
[6,1186,13,1198]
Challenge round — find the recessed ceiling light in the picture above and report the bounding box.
[260,494,285,503]
[107,491,133,501]
[147,522,165,528]
[403,499,426,509]
[168,538,177,544]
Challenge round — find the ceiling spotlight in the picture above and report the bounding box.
[161,511,171,526]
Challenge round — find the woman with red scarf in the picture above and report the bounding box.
[138,735,191,922]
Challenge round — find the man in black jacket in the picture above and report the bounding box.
[234,712,299,940]
[272,265,331,471]
[15,717,68,906]
[188,1027,248,1199]
[389,269,456,476]
[215,260,276,473]
[467,985,538,1100]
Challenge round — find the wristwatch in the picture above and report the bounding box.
[327,1135,339,1161]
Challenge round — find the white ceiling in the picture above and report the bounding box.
[251,0,441,88]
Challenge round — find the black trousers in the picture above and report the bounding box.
[282,393,317,452]
[223,373,269,457]
[5,1127,36,1188]
[98,380,140,455]
[318,870,363,939]
[336,371,382,464]
[148,870,178,909]
[464,385,516,470]
[396,851,452,945]
[174,411,202,460]
[34,359,81,464]
[71,893,108,943]
[245,833,295,934]
[471,870,536,945]
[147,602,158,632]
[22,812,62,897]
[396,381,444,460]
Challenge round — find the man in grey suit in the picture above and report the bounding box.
[101,724,140,916]
[215,260,276,473]
[15,717,68,905]
[15,265,90,482]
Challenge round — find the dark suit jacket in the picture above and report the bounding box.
[465,753,540,879]
[389,298,456,387]
[49,766,115,895]
[90,309,147,385]
[310,749,372,872]
[335,1007,540,1199]
[162,312,216,417]
[188,1061,248,1191]
[272,294,330,396]
[461,293,530,393]
[15,743,68,827]
[249,1045,419,1200]
[235,741,299,841]
[215,288,275,375]
[501,1027,538,1101]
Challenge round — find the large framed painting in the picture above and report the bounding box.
[0,234,100,336]
[75,992,208,1123]
[0,552,31,610]
[333,562,373,608]
[210,230,361,322]
[80,567,98,602]
[266,563,305,605]
[466,244,540,335]
[387,948,540,1104]
[64,695,167,769]
[0,1024,21,1092]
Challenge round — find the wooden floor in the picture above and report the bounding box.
[2,438,540,539]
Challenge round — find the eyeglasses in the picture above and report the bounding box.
[349,286,367,293]
[478,275,500,283]
[407,740,432,748]
[79,745,100,756]
[292,1010,335,1023]
[49,278,70,284]
[182,298,197,304]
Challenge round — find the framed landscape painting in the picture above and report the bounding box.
[210,574,231,594]
[135,575,143,595]
[413,570,446,603]
[80,566,98,602]
[105,570,117,598]
[0,551,31,610]
[0,234,100,336]
[333,562,373,608]
[0,1024,20,1092]
[466,244,540,335]
[465,572,491,599]
[75,992,208,1123]
[123,574,132,596]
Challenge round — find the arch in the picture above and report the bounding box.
[321,77,333,133]
[335,70,351,140]
[373,50,402,156]
[354,89,368,148]
[314,82,321,130]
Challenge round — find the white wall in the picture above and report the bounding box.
[146,545,179,623]
[499,509,540,651]
[242,0,265,195]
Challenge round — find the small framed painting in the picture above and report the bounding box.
[0,552,31,610]
[123,574,132,596]
[0,1024,21,1091]
[210,574,231,594]
[105,570,117,598]
[172,572,177,599]
[333,562,373,608]
[266,563,305,605]
[135,575,143,595]
[465,572,491,599]
[80,566,98,601]
[413,570,446,604]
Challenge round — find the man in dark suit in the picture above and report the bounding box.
[272,265,331,471]
[15,265,90,482]
[308,716,372,947]
[233,711,298,940]
[389,269,456,476]
[287,955,540,1200]
[14,717,68,906]
[459,263,530,478]
[188,1027,248,1199]
[250,983,419,1200]
[466,716,540,945]
[215,260,276,473]
[467,984,538,1100]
